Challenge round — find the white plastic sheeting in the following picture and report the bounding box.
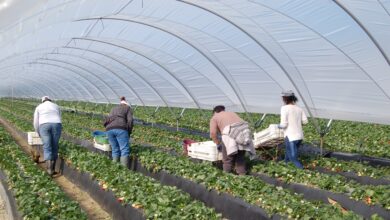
[0,0,389,124]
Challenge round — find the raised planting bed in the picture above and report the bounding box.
[0,115,223,219]
[302,156,390,181]
[251,161,390,219]
[131,146,361,219]
[3,98,390,162]
[0,170,21,220]
[0,125,87,220]
[0,99,386,220]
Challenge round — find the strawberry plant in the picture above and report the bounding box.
[46,99,390,158]
[59,140,221,219]
[251,161,390,210]
[0,126,87,219]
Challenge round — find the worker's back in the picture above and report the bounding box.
[105,104,133,132]
[210,111,243,132]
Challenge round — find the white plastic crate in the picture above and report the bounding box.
[187,141,222,162]
[93,139,111,152]
[253,124,284,148]
[27,132,43,145]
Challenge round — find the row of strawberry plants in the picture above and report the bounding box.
[2,100,389,185]
[302,157,390,181]
[0,125,87,219]
[59,140,221,219]
[52,107,390,213]
[57,105,390,183]
[251,161,390,210]
[44,98,390,158]
[6,98,390,159]
[132,145,361,219]
[59,110,390,214]
[0,99,363,219]
[0,102,222,219]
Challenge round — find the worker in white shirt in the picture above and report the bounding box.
[278,90,308,169]
[33,96,62,176]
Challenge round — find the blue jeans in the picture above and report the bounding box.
[39,123,62,161]
[284,137,303,169]
[107,129,130,158]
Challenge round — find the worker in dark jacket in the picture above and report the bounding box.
[104,97,133,167]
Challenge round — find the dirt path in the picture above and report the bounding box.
[0,117,112,220]
[0,193,9,220]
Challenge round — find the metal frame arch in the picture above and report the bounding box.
[176,0,321,131]
[26,63,99,102]
[74,17,251,118]
[3,79,45,99]
[73,37,202,109]
[4,64,93,101]
[10,75,62,99]
[45,51,143,105]
[0,47,138,103]
[80,14,286,100]
[30,61,109,102]
[246,0,390,102]
[63,44,169,108]
[67,39,180,117]
[332,0,390,66]
[63,45,234,107]
[36,57,120,101]
[15,68,81,100]
[0,65,69,99]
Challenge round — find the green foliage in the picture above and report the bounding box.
[0,126,87,219]
[50,99,390,158]
[60,140,221,219]
[252,161,390,210]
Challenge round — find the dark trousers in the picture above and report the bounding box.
[222,144,246,175]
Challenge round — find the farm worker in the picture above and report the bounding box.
[278,90,308,169]
[104,96,133,167]
[33,96,62,176]
[210,105,255,175]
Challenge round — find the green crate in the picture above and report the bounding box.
[94,135,109,145]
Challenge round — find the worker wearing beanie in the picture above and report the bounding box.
[33,96,62,176]
[104,96,133,167]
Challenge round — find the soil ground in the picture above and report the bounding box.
[0,117,112,220]
[0,193,9,220]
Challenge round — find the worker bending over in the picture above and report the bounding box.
[210,105,255,175]
[33,96,62,176]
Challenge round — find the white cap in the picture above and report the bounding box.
[281,90,294,97]
[41,96,50,102]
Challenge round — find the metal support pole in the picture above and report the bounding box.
[254,113,267,129]
[151,106,160,127]
[319,119,333,156]
[176,108,186,131]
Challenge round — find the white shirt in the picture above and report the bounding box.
[280,104,308,141]
[33,101,62,131]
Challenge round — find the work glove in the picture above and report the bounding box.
[217,144,223,152]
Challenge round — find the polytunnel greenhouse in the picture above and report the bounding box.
[0,0,389,219]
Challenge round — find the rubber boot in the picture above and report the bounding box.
[52,160,57,174]
[46,160,54,176]
[120,156,129,168]
[112,157,120,163]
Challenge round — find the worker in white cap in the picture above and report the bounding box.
[33,96,62,176]
[278,90,308,169]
